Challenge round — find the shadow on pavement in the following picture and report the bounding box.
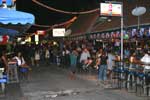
[0,83,23,100]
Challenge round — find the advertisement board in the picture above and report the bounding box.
[52,28,65,37]
[100,2,122,16]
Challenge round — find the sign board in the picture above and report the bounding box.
[36,30,45,35]
[52,28,65,37]
[100,2,122,16]
[35,34,39,42]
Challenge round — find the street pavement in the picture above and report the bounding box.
[0,64,147,100]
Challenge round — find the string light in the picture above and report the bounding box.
[33,24,50,28]
[27,16,77,37]
[46,16,77,31]
[33,16,77,28]
[32,0,99,14]
[30,0,82,35]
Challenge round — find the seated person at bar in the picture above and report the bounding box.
[129,52,137,68]
[80,48,92,69]
[140,50,150,69]
[140,51,150,91]
[13,52,30,69]
[13,52,31,80]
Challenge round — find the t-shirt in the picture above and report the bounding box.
[80,52,90,63]
[14,56,25,66]
[70,53,77,66]
[100,54,108,65]
[141,54,150,69]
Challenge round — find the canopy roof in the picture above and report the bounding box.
[0,27,18,37]
[0,8,35,25]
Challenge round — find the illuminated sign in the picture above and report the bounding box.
[35,34,39,42]
[36,30,45,35]
[100,2,122,16]
[52,28,65,37]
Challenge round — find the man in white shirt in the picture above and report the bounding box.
[141,51,150,69]
[80,48,91,69]
[80,48,91,63]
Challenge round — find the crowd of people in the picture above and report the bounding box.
[0,39,149,86]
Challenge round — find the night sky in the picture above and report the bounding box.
[16,0,99,26]
[15,0,138,32]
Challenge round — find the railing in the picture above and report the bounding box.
[112,60,150,97]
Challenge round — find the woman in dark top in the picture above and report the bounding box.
[98,51,108,83]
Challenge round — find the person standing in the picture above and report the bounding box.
[35,49,40,67]
[45,47,50,65]
[64,47,70,67]
[94,48,103,69]
[107,50,115,82]
[29,45,35,67]
[69,49,78,80]
[98,51,108,84]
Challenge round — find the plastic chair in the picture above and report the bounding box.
[19,67,29,81]
[126,69,137,92]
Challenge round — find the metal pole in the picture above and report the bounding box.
[120,3,124,83]
[138,16,140,30]
[121,3,123,61]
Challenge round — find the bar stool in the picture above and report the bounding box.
[144,70,150,97]
[136,73,145,96]
[136,71,145,96]
[112,62,120,88]
[112,62,126,89]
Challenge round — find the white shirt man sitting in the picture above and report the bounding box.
[80,48,91,63]
[80,48,91,69]
[141,51,150,70]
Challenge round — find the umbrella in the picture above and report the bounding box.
[0,8,35,33]
[0,8,34,24]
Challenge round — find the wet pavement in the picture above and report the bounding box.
[0,64,147,100]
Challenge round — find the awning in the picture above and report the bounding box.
[0,27,18,37]
[0,8,35,24]
[0,8,35,34]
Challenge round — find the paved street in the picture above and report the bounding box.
[0,64,146,100]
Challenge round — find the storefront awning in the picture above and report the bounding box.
[0,8,35,25]
[0,27,18,37]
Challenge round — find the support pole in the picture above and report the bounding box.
[121,3,123,61]
[121,16,123,61]
[138,16,140,30]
